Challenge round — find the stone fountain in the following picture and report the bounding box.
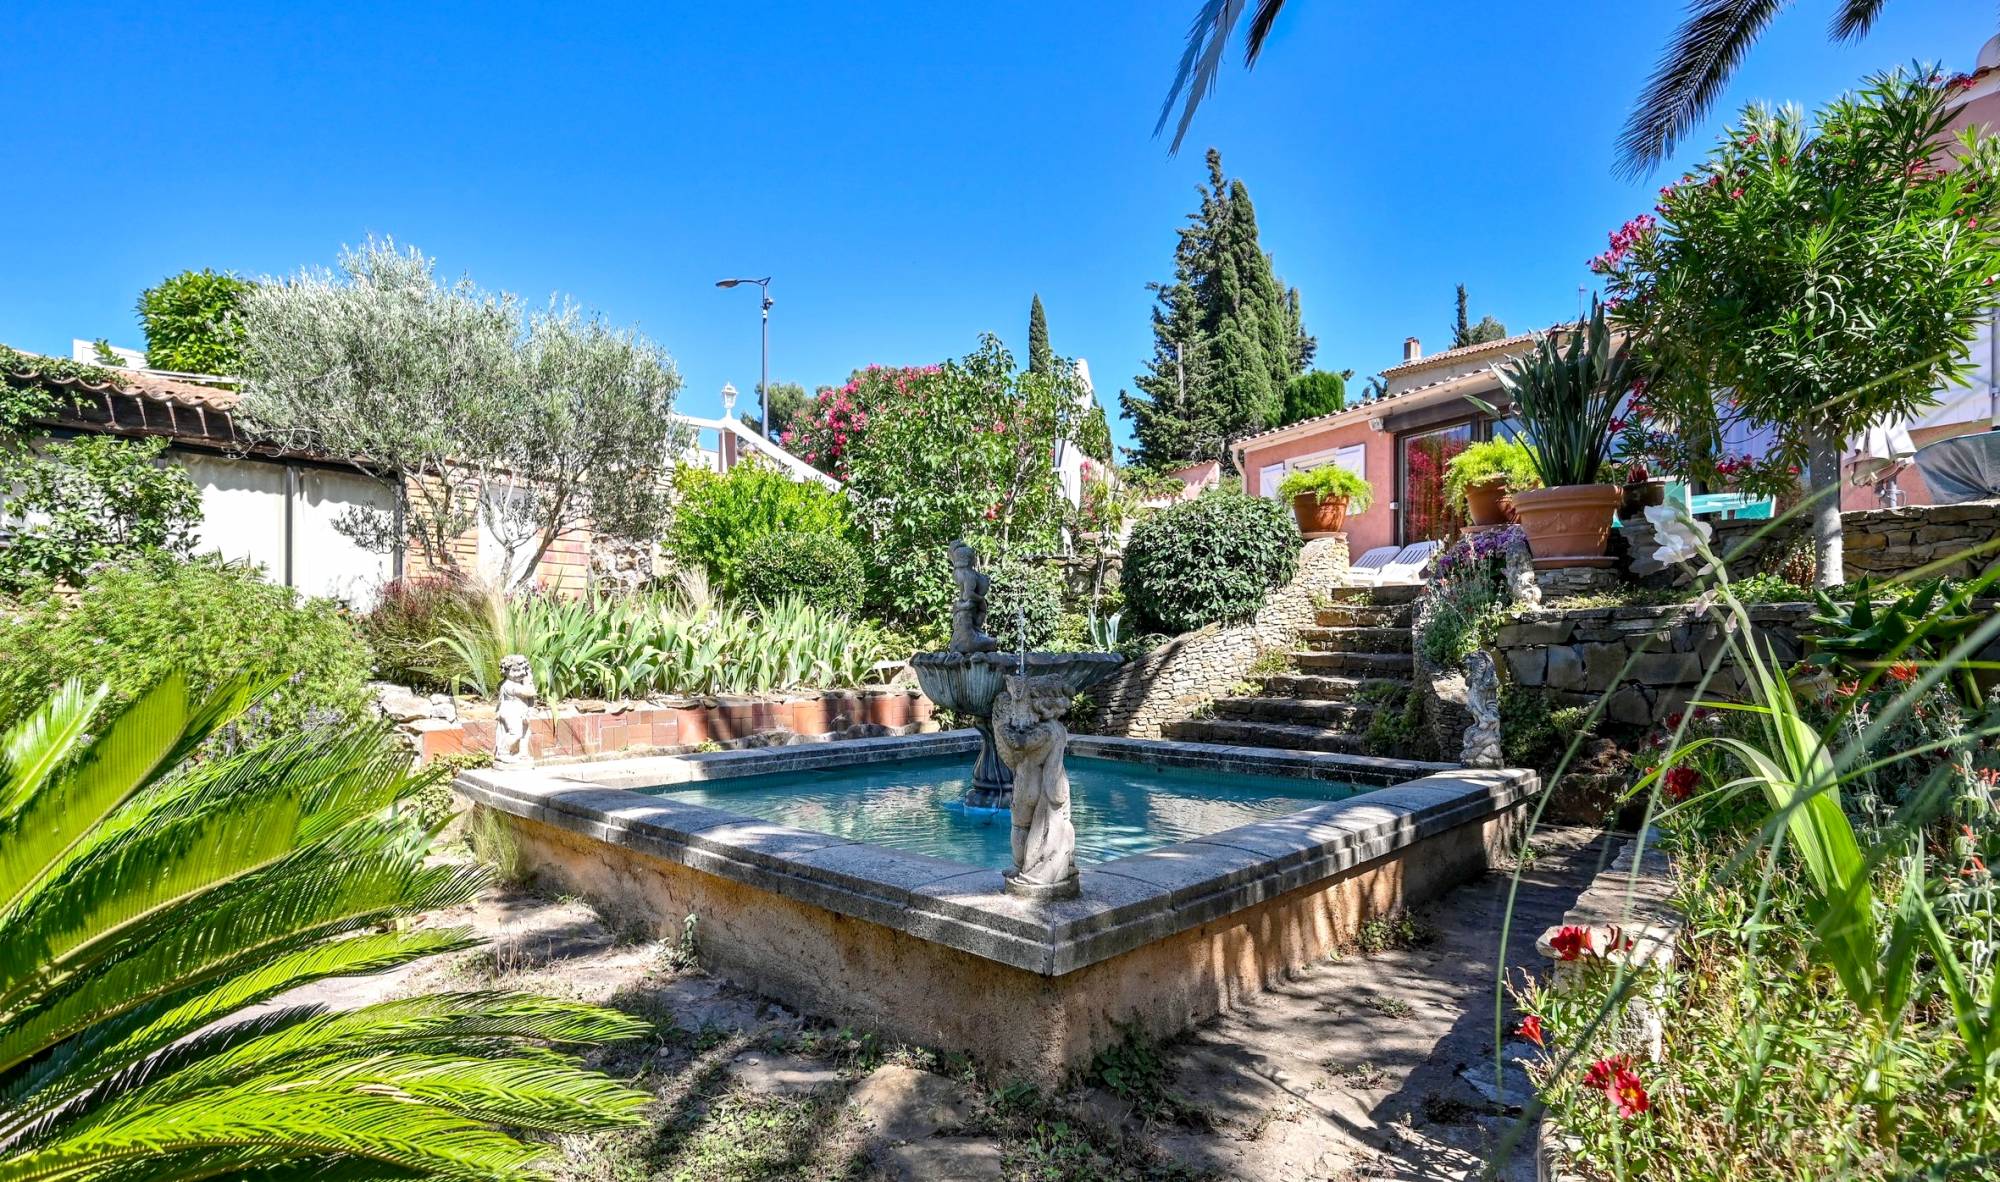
[910,541,1124,810]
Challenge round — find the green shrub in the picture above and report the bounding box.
[356,575,486,690]
[1499,686,1595,773]
[987,557,1066,650]
[0,435,202,593]
[1123,490,1299,634]
[0,555,371,736]
[737,530,865,613]
[665,462,849,595]
[1275,464,1373,511]
[138,267,254,373]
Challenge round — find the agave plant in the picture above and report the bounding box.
[1478,297,1632,489]
[0,674,648,1179]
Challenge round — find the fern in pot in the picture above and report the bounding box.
[1441,437,1540,526]
[1477,298,1632,566]
[1276,465,1373,537]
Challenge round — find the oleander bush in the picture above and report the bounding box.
[1123,489,1299,634]
[737,529,865,614]
[0,554,371,738]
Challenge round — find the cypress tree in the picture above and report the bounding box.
[1123,149,1311,469]
[1028,294,1053,375]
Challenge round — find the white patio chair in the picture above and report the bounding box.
[1377,540,1442,584]
[1342,545,1403,585]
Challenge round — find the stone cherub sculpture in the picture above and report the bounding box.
[1461,650,1504,768]
[991,672,1080,900]
[947,539,1001,654]
[494,654,538,764]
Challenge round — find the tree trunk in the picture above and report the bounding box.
[1807,426,1844,588]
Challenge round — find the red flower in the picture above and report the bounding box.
[1609,1067,1651,1119]
[1664,711,1684,730]
[1730,187,1745,200]
[1582,1054,1630,1092]
[1887,660,1921,683]
[1517,1015,1545,1047]
[1551,925,1593,961]
[1665,765,1700,801]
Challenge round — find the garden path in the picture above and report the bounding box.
[280,822,1616,1180]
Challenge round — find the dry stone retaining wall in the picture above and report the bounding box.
[1084,536,1349,737]
[1624,501,2000,583]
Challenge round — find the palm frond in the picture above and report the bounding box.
[1619,0,1786,176]
[1829,0,1890,41]
[1156,0,1250,155]
[0,675,648,1180]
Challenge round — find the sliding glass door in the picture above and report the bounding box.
[1399,422,1474,544]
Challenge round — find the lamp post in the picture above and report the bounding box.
[715,276,773,435]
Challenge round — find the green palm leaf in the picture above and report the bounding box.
[0,679,647,1180]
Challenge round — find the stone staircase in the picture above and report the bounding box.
[1163,584,1421,755]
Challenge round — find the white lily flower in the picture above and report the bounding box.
[1643,503,1711,566]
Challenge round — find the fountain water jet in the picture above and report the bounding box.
[909,542,1123,810]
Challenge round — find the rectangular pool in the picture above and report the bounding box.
[642,754,1370,868]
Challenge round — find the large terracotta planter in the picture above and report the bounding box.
[1464,481,1511,527]
[1290,493,1350,538]
[1511,484,1622,568]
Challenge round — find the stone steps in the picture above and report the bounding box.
[1292,650,1416,677]
[1162,718,1369,754]
[1315,603,1412,629]
[1208,696,1375,726]
[1297,626,1413,654]
[1327,582,1424,606]
[1254,673,1405,701]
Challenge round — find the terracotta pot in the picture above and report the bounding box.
[1289,493,1350,538]
[1510,484,1623,568]
[1464,481,1511,527]
[1619,478,1666,523]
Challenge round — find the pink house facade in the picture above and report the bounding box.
[1232,335,1526,554]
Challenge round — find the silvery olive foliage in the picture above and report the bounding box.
[236,239,683,584]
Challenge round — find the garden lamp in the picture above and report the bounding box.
[716,276,773,436]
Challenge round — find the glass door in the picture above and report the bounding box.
[1399,422,1474,544]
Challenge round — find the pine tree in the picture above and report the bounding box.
[1123,149,1310,469]
[1028,294,1053,375]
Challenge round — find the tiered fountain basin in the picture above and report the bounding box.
[908,650,1125,807]
[452,733,1540,1079]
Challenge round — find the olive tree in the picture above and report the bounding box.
[1600,70,2000,585]
[237,240,682,583]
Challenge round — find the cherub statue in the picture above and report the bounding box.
[991,672,1080,899]
[1503,533,1542,608]
[948,540,1001,654]
[494,654,538,764]
[1461,650,1503,769]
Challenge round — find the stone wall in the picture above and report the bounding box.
[1492,602,1814,727]
[1625,501,2000,583]
[1083,536,1350,737]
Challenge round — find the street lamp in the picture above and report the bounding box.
[715,276,773,436]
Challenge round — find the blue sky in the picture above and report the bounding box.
[2,1,1990,455]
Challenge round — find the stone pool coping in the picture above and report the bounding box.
[454,730,1534,978]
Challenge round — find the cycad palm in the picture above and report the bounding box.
[0,674,648,1181]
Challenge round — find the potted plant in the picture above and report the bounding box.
[1475,298,1632,567]
[1276,465,1373,537]
[1442,438,1541,527]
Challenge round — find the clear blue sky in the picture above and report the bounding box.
[3,1,1990,455]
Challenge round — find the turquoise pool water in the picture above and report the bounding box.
[644,755,1368,868]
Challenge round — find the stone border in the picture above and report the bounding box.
[454,734,1538,978]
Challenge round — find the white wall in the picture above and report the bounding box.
[176,451,394,609]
